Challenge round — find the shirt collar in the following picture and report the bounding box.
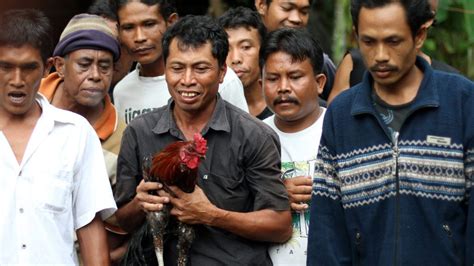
[152,94,231,137]
[351,56,440,116]
[35,93,73,132]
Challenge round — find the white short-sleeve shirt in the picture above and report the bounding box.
[0,95,117,265]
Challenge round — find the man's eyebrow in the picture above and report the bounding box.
[20,62,40,68]
[98,58,113,63]
[77,56,94,62]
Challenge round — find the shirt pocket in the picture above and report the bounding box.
[34,170,73,214]
[201,172,248,211]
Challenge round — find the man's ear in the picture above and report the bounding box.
[255,0,268,16]
[166,13,179,26]
[54,56,66,79]
[352,26,359,42]
[314,73,326,95]
[43,57,54,78]
[415,24,429,50]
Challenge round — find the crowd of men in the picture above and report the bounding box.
[0,0,472,265]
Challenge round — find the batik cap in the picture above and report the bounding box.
[53,13,120,61]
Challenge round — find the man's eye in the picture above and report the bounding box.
[144,21,156,27]
[120,25,133,31]
[362,39,374,45]
[100,64,112,71]
[21,64,39,72]
[196,67,209,73]
[0,63,13,71]
[388,39,401,45]
[241,45,251,51]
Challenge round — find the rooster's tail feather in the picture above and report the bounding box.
[120,221,158,266]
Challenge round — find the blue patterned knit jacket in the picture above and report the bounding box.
[308,58,474,266]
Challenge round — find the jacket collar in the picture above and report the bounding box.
[351,57,440,117]
[152,94,231,138]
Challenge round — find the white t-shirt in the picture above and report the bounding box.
[0,95,117,265]
[263,108,326,266]
[113,65,249,124]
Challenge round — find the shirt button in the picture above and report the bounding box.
[19,208,24,213]
[21,244,27,249]
[203,174,208,180]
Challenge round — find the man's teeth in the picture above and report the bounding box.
[181,92,198,97]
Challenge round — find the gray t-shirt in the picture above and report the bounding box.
[115,96,290,265]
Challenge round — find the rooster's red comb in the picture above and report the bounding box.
[193,133,207,155]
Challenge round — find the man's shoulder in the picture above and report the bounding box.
[225,102,278,139]
[429,70,474,98]
[47,103,91,128]
[126,105,168,131]
[329,84,361,110]
[114,69,139,88]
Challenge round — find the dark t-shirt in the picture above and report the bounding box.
[115,96,289,265]
[256,106,273,120]
[320,53,337,101]
[372,91,413,140]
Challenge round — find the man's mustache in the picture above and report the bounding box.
[273,96,299,105]
[369,64,398,72]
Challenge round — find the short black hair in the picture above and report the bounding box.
[351,0,435,38]
[162,15,229,68]
[114,0,177,22]
[259,28,323,74]
[89,0,118,21]
[266,0,313,6]
[0,9,53,63]
[218,6,267,44]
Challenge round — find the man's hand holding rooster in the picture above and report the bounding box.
[158,185,218,225]
[135,179,170,213]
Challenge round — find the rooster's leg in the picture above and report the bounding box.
[146,205,170,266]
[176,222,195,266]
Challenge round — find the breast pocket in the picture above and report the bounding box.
[201,172,248,211]
[34,170,73,213]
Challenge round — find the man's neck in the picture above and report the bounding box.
[139,57,165,77]
[0,100,42,129]
[0,100,42,164]
[244,81,267,117]
[173,100,217,141]
[275,106,322,134]
[373,64,424,106]
[52,83,105,125]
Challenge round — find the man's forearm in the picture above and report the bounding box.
[208,208,292,243]
[115,197,146,233]
[77,214,110,266]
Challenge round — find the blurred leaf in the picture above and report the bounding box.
[423,39,436,51]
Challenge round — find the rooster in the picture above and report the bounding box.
[141,133,207,266]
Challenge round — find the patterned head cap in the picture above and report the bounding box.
[53,13,120,61]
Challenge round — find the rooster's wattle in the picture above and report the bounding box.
[142,133,207,266]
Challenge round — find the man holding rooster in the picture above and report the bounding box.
[114,15,292,265]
